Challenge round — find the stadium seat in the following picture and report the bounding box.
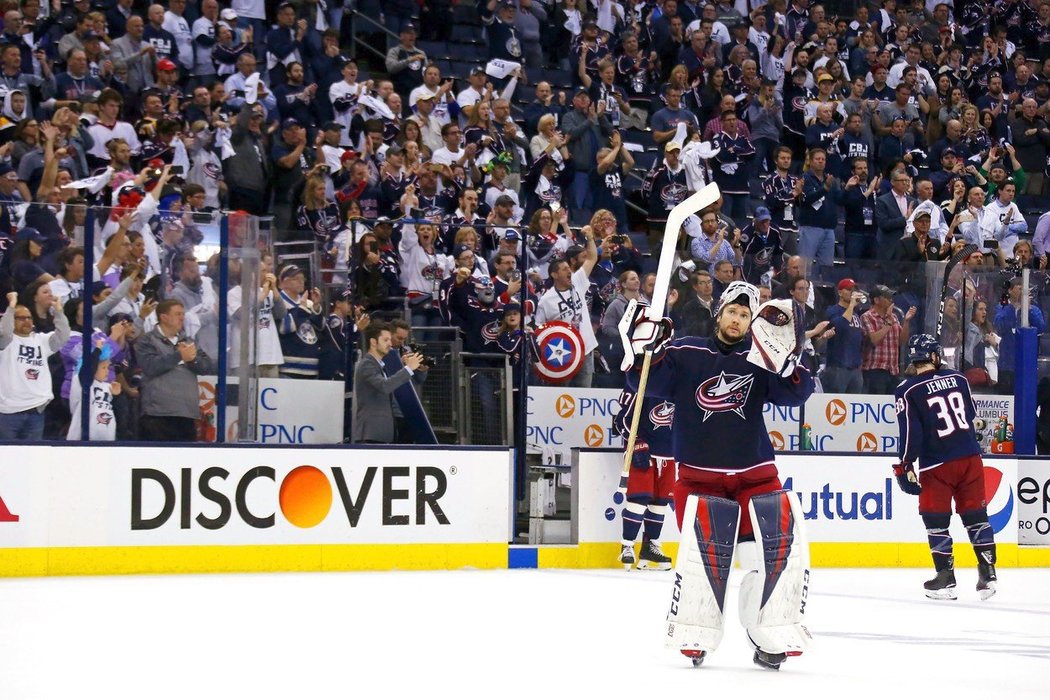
[450,24,485,44]
[417,40,449,59]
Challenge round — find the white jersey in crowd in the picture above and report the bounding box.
[49,277,83,305]
[66,375,117,441]
[0,328,61,414]
[408,85,452,125]
[231,0,265,20]
[398,223,455,297]
[329,80,363,145]
[163,10,194,71]
[87,120,141,160]
[192,17,217,76]
[534,266,597,354]
[228,286,284,369]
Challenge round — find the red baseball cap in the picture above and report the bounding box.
[837,278,857,291]
[157,58,178,72]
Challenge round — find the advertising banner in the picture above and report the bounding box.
[530,388,1013,456]
[575,450,1018,549]
[1018,460,1050,546]
[0,447,511,550]
[197,377,345,444]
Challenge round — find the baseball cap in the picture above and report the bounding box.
[91,281,110,297]
[754,207,771,222]
[219,8,238,21]
[816,72,833,83]
[415,88,437,101]
[156,58,178,72]
[401,22,418,33]
[503,230,521,242]
[941,147,957,157]
[322,121,344,131]
[15,227,45,244]
[280,117,302,131]
[470,66,486,76]
[564,244,584,259]
[494,194,516,207]
[82,30,101,42]
[582,18,597,29]
[870,284,896,299]
[665,141,682,152]
[913,209,932,220]
[386,143,404,157]
[279,263,303,280]
[501,301,522,316]
[453,243,474,259]
[337,286,353,301]
[837,278,857,291]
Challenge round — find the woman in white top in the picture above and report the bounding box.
[228,251,286,377]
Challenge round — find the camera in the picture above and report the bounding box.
[402,343,437,367]
[609,234,628,245]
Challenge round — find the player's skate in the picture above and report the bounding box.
[977,558,997,600]
[753,649,788,671]
[924,568,957,600]
[637,538,672,571]
[619,544,636,571]
[680,650,706,667]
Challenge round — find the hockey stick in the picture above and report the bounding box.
[621,182,722,483]
[935,241,977,341]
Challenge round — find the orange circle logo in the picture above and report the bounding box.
[556,394,576,418]
[856,432,878,452]
[769,431,785,451]
[826,399,847,426]
[584,424,604,447]
[279,465,333,528]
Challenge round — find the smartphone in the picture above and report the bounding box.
[142,276,162,303]
[169,165,184,175]
[429,163,443,172]
[985,240,999,249]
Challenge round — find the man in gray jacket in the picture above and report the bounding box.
[352,322,423,444]
[561,89,613,212]
[137,299,215,442]
[109,15,156,98]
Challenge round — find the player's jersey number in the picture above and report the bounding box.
[926,391,970,438]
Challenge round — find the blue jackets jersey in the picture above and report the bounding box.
[613,390,675,459]
[825,304,863,369]
[894,368,981,471]
[628,335,814,472]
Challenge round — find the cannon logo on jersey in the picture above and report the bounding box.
[649,402,675,430]
[696,371,754,420]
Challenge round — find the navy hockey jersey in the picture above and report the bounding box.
[894,368,981,471]
[629,335,814,472]
[613,390,675,459]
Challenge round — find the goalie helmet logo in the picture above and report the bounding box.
[695,371,754,421]
[648,401,675,430]
[533,321,585,384]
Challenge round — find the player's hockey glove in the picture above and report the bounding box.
[892,462,922,496]
[630,439,651,470]
[617,298,674,372]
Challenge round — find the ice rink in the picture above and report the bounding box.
[2,567,1048,699]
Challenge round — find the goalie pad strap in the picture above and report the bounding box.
[665,494,740,653]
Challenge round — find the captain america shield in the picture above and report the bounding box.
[533,321,585,384]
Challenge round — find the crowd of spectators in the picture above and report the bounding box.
[0,0,1049,443]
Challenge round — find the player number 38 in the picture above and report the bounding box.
[926,391,971,438]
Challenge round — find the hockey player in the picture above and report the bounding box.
[620,281,814,670]
[893,334,998,601]
[613,390,675,571]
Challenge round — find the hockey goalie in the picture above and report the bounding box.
[619,283,815,670]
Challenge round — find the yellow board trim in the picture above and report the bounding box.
[0,543,508,578]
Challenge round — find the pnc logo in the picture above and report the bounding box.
[826,399,847,426]
[584,424,604,447]
[555,394,576,418]
[856,433,878,452]
[769,431,785,451]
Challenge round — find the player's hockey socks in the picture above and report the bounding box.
[665,495,740,656]
[740,490,812,658]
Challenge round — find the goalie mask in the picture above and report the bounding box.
[715,281,760,320]
[747,298,805,375]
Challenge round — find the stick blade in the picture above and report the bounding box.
[650,183,722,317]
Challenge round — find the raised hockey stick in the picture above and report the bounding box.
[621,182,722,483]
[935,241,977,341]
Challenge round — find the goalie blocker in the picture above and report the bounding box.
[667,491,811,669]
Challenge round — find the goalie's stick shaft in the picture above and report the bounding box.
[621,183,721,478]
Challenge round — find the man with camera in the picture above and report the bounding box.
[823,278,866,394]
[994,277,1046,394]
[352,322,423,444]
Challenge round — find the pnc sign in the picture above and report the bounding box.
[555,394,576,419]
[584,424,604,447]
[826,399,847,426]
[769,431,786,451]
[856,432,878,452]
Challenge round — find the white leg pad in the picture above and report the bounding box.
[664,494,740,655]
[740,490,813,656]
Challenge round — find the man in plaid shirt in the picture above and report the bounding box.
[861,284,917,394]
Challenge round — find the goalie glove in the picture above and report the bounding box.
[617,298,674,372]
[747,298,805,377]
[892,462,922,496]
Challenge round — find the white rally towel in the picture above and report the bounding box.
[485,59,521,80]
[66,167,114,194]
[244,72,261,104]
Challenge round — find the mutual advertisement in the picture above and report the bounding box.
[0,446,511,549]
[530,387,1013,456]
[575,450,1018,546]
[1018,460,1050,546]
[198,376,345,444]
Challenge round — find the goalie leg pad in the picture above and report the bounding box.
[665,494,741,655]
[739,490,812,656]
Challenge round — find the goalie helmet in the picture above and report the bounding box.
[907,334,942,364]
[715,281,760,319]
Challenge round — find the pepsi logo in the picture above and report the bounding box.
[984,465,1014,534]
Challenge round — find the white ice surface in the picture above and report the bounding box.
[1,567,1048,699]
